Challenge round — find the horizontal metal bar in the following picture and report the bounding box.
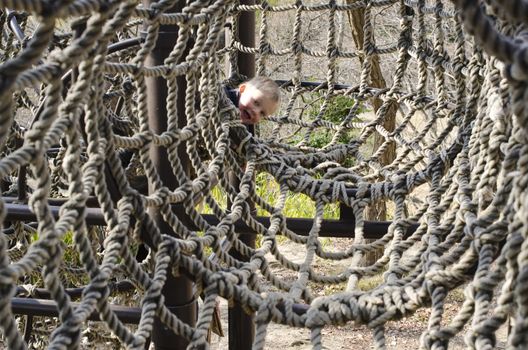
[5,203,107,226]
[11,297,142,324]
[275,79,353,91]
[11,297,310,326]
[2,196,100,208]
[200,214,417,239]
[16,280,135,300]
[3,202,417,238]
[276,301,309,316]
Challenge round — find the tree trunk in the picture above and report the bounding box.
[346,1,397,263]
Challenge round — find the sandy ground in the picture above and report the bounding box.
[208,239,509,350]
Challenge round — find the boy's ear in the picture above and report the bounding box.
[238,83,247,94]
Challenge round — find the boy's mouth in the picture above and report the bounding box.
[241,109,251,122]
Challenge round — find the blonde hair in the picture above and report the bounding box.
[245,76,280,103]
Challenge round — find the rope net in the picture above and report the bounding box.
[0,0,526,348]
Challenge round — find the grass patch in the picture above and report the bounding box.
[199,173,340,220]
[446,286,466,303]
[255,173,339,219]
[357,273,384,291]
[25,231,92,288]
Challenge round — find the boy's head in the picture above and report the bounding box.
[238,76,280,125]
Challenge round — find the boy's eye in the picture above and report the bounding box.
[254,99,260,107]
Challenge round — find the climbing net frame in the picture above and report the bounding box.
[0,0,527,349]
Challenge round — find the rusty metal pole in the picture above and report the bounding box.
[143,1,196,349]
[228,2,256,349]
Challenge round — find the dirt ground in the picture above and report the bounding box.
[208,239,509,350]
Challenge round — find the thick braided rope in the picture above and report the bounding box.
[1,0,528,349]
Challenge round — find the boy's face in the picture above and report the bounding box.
[238,83,278,125]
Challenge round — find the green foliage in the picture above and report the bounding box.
[198,173,340,248]
[199,174,339,219]
[254,173,339,219]
[27,231,90,287]
[255,173,339,246]
[315,94,360,124]
[291,92,366,149]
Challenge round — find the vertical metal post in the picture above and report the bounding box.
[339,203,354,221]
[143,1,196,349]
[236,2,256,79]
[229,2,256,349]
